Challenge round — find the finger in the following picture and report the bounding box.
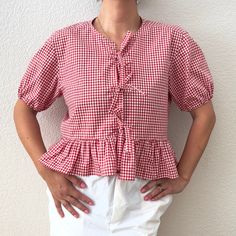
[140,179,163,193]
[143,185,164,200]
[65,195,90,214]
[53,197,65,218]
[150,189,170,201]
[70,188,95,206]
[61,199,80,218]
[64,175,87,189]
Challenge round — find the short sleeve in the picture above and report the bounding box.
[168,29,214,112]
[17,32,63,112]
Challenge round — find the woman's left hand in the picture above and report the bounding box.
[139,176,190,201]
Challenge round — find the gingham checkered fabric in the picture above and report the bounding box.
[17,16,214,181]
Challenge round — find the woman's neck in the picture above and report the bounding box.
[96,0,141,37]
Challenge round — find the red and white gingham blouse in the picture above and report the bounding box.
[17,16,214,181]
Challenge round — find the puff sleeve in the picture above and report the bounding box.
[168,28,214,112]
[17,32,63,112]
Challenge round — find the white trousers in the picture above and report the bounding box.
[46,175,173,236]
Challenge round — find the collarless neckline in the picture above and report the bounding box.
[88,16,148,42]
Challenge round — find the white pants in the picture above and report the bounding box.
[46,175,173,236]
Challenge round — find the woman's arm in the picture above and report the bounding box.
[13,99,47,174]
[176,100,216,182]
[140,100,216,200]
[13,99,95,218]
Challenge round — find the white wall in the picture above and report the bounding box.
[1,0,235,235]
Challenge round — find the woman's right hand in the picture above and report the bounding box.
[38,164,95,218]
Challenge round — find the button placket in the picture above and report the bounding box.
[108,51,145,154]
[106,43,146,178]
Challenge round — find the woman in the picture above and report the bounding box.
[14,0,216,235]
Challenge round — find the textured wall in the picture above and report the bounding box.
[1,0,236,235]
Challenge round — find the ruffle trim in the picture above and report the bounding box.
[38,136,179,181]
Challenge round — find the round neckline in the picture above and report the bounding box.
[88,16,148,41]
